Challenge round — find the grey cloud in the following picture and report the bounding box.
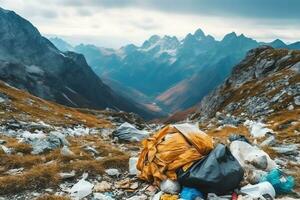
[51,0,300,20]
[128,18,161,30]
[77,8,93,16]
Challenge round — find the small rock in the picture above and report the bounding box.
[130,182,139,190]
[127,194,147,200]
[294,96,300,106]
[84,146,99,155]
[248,155,268,170]
[115,179,131,189]
[288,105,294,111]
[105,169,120,177]
[272,144,299,156]
[94,181,112,192]
[145,185,158,196]
[60,146,74,156]
[59,171,76,179]
[260,135,276,147]
[32,192,40,197]
[0,140,6,144]
[5,167,24,175]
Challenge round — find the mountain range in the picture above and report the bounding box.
[50,30,300,114]
[0,7,157,119]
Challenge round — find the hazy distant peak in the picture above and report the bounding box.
[222,32,238,41]
[194,28,205,39]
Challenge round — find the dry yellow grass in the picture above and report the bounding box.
[0,164,60,194]
[36,195,71,200]
[0,81,111,128]
[0,135,129,194]
[206,125,250,144]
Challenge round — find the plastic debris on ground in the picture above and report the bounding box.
[69,173,94,200]
[177,144,244,195]
[93,192,115,200]
[137,123,213,185]
[129,157,139,175]
[240,182,276,199]
[230,141,277,171]
[113,122,149,142]
[207,193,231,200]
[180,187,204,200]
[244,120,273,138]
[160,179,180,194]
[260,169,295,194]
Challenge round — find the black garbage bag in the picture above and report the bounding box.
[177,144,244,195]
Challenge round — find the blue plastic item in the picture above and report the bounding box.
[180,187,204,200]
[260,169,295,194]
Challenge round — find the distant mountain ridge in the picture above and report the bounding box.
[50,28,300,115]
[0,7,159,119]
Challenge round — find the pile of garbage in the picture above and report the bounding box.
[134,123,296,200]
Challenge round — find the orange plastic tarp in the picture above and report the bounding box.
[137,124,213,185]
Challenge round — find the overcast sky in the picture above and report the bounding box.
[0,0,300,48]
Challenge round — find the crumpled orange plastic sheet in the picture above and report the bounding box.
[137,123,213,185]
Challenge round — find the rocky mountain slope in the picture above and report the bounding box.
[0,7,158,119]
[193,46,300,121]
[50,32,300,114]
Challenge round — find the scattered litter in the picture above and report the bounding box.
[180,187,204,200]
[230,141,277,171]
[105,168,120,177]
[59,171,76,179]
[260,169,295,194]
[177,144,244,195]
[160,194,179,200]
[69,174,94,199]
[113,122,149,142]
[160,179,180,194]
[0,145,12,154]
[271,144,299,156]
[129,157,139,175]
[228,134,250,144]
[93,192,115,200]
[207,193,231,200]
[94,181,112,192]
[137,123,213,184]
[240,182,275,199]
[152,191,163,200]
[244,120,273,138]
[260,135,276,147]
